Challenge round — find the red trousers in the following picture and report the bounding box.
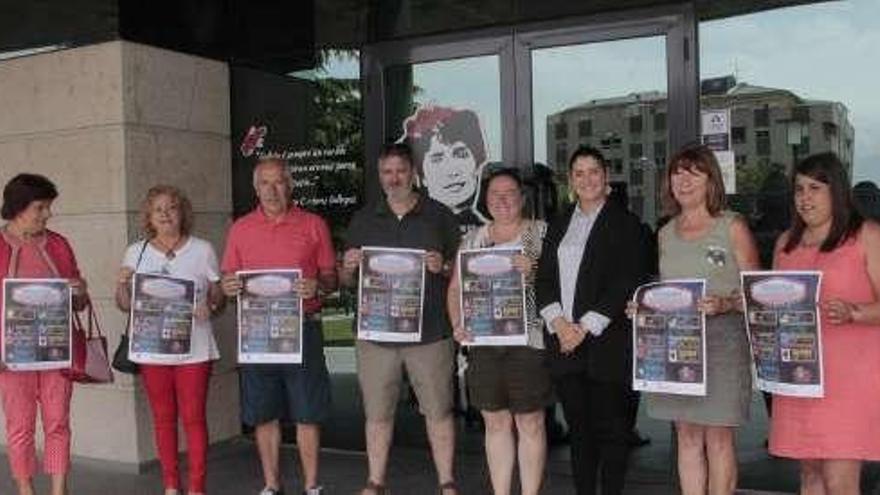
[141,362,212,493]
[0,370,72,479]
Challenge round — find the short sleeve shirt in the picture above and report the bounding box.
[221,206,336,314]
[345,194,460,343]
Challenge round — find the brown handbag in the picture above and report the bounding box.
[62,300,114,384]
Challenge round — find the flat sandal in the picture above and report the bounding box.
[361,480,389,495]
[438,481,459,494]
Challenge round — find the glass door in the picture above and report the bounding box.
[358,2,696,456]
[383,55,504,225]
[364,6,697,228]
[363,34,514,225]
[514,7,696,226]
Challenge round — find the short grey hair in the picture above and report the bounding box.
[252,157,294,189]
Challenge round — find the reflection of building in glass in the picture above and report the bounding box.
[546,76,854,225]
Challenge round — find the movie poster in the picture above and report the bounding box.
[1,279,71,371]
[742,271,823,397]
[358,247,425,343]
[632,279,707,396]
[237,270,303,364]
[129,273,195,363]
[458,247,527,346]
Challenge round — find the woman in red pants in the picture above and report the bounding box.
[115,185,225,495]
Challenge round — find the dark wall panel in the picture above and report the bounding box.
[1,0,315,75]
[0,0,118,53]
[230,66,315,217]
[119,0,315,73]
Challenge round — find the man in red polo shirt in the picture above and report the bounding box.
[221,158,337,495]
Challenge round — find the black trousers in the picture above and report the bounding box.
[624,389,641,432]
[556,373,631,495]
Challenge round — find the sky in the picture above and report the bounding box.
[315,0,880,184]
[700,0,880,184]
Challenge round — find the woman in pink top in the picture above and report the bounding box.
[770,153,880,494]
[0,173,89,495]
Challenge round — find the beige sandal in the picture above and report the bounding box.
[361,480,389,495]
[438,481,459,494]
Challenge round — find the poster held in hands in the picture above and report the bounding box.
[458,247,528,346]
[237,270,303,364]
[129,273,196,363]
[632,279,707,396]
[2,279,72,371]
[741,271,823,397]
[357,247,425,343]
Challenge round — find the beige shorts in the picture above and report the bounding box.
[356,339,454,421]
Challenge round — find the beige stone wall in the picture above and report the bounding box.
[0,40,239,466]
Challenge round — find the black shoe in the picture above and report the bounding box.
[547,423,569,445]
[626,429,651,447]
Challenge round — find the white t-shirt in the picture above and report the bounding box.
[122,236,221,364]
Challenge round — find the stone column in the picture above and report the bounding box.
[0,40,239,468]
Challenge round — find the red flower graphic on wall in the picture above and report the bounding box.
[403,106,456,139]
[240,125,268,157]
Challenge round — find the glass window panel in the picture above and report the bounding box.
[578,119,593,137]
[653,112,667,132]
[384,55,501,227]
[629,142,644,159]
[701,0,880,268]
[532,36,667,224]
[756,130,771,156]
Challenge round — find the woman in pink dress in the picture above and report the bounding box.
[770,152,880,494]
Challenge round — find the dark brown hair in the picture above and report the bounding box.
[2,173,58,220]
[783,152,862,253]
[140,185,194,238]
[567,145,608,172]
[379,142,415,169]
[662,144,726,217]
[406,108,486,178]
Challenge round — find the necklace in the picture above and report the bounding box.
[152,236,185,260]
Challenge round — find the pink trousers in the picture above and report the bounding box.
[0,370,73,479]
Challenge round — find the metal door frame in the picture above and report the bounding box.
[362,3,698,203]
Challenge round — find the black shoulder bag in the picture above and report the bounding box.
[111,241,147,375]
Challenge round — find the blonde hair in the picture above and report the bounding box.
[140,185,194,238]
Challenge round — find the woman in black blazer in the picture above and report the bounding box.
[536,146,648,495]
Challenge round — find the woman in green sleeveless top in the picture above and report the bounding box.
[645,145,760,495]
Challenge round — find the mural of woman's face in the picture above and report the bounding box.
[422,134,478,210]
